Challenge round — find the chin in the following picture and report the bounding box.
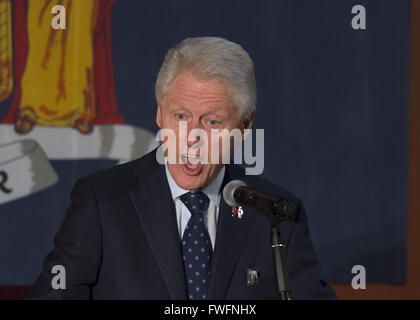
[169,164,211,190]
[177,180,203,191]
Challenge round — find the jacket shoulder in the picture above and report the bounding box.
[79,149,157,195]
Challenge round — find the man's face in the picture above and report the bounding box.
[156,71,253,190]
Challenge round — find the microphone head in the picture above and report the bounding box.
[223,180,247,207]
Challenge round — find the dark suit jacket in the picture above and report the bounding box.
[27,149,336,300]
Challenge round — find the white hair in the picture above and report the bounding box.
[155,37,256,119]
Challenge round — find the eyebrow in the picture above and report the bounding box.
[201,110,228,118]
[168,104,190,113]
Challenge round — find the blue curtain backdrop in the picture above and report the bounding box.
[0,0,410,285]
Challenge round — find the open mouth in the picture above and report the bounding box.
[181,153,203,175]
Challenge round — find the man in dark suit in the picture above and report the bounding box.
[28,37,336,300]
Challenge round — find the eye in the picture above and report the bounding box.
[176,114,185,120]
[209,119,217,125]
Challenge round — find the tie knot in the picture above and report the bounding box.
[180,191,209,216]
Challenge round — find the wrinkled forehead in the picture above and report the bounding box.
[162,71,237,113]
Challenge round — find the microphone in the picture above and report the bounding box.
[223,180,297,224]
[223,180,295,299]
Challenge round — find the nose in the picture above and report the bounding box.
[187,136,199,148]
[186,118,204,148]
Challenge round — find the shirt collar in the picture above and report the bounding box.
[164,162,225,206]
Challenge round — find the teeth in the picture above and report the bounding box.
[181,154,201,169]
[180,154,200,161]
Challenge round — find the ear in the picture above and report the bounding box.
[156,105,162,128]
[243,110,255,130]
[241,110,255,140]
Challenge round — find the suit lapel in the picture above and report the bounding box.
[208,166,257,299]
[126,153,258,300]
[127,155,187,299]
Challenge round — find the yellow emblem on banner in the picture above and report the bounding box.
[19,0,95,129]
[0,0,13,103]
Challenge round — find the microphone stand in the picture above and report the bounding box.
[271,225,291,300]
[234,188,296,300]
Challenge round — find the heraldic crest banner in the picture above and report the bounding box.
[0,0,157,205]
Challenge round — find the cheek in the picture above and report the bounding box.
[160,117,181,140]
[162,114,175,127]
[161,110,179,127]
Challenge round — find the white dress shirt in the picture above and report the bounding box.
[164,163,225,249]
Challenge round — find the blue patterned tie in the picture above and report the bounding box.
[180,191,212,300]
